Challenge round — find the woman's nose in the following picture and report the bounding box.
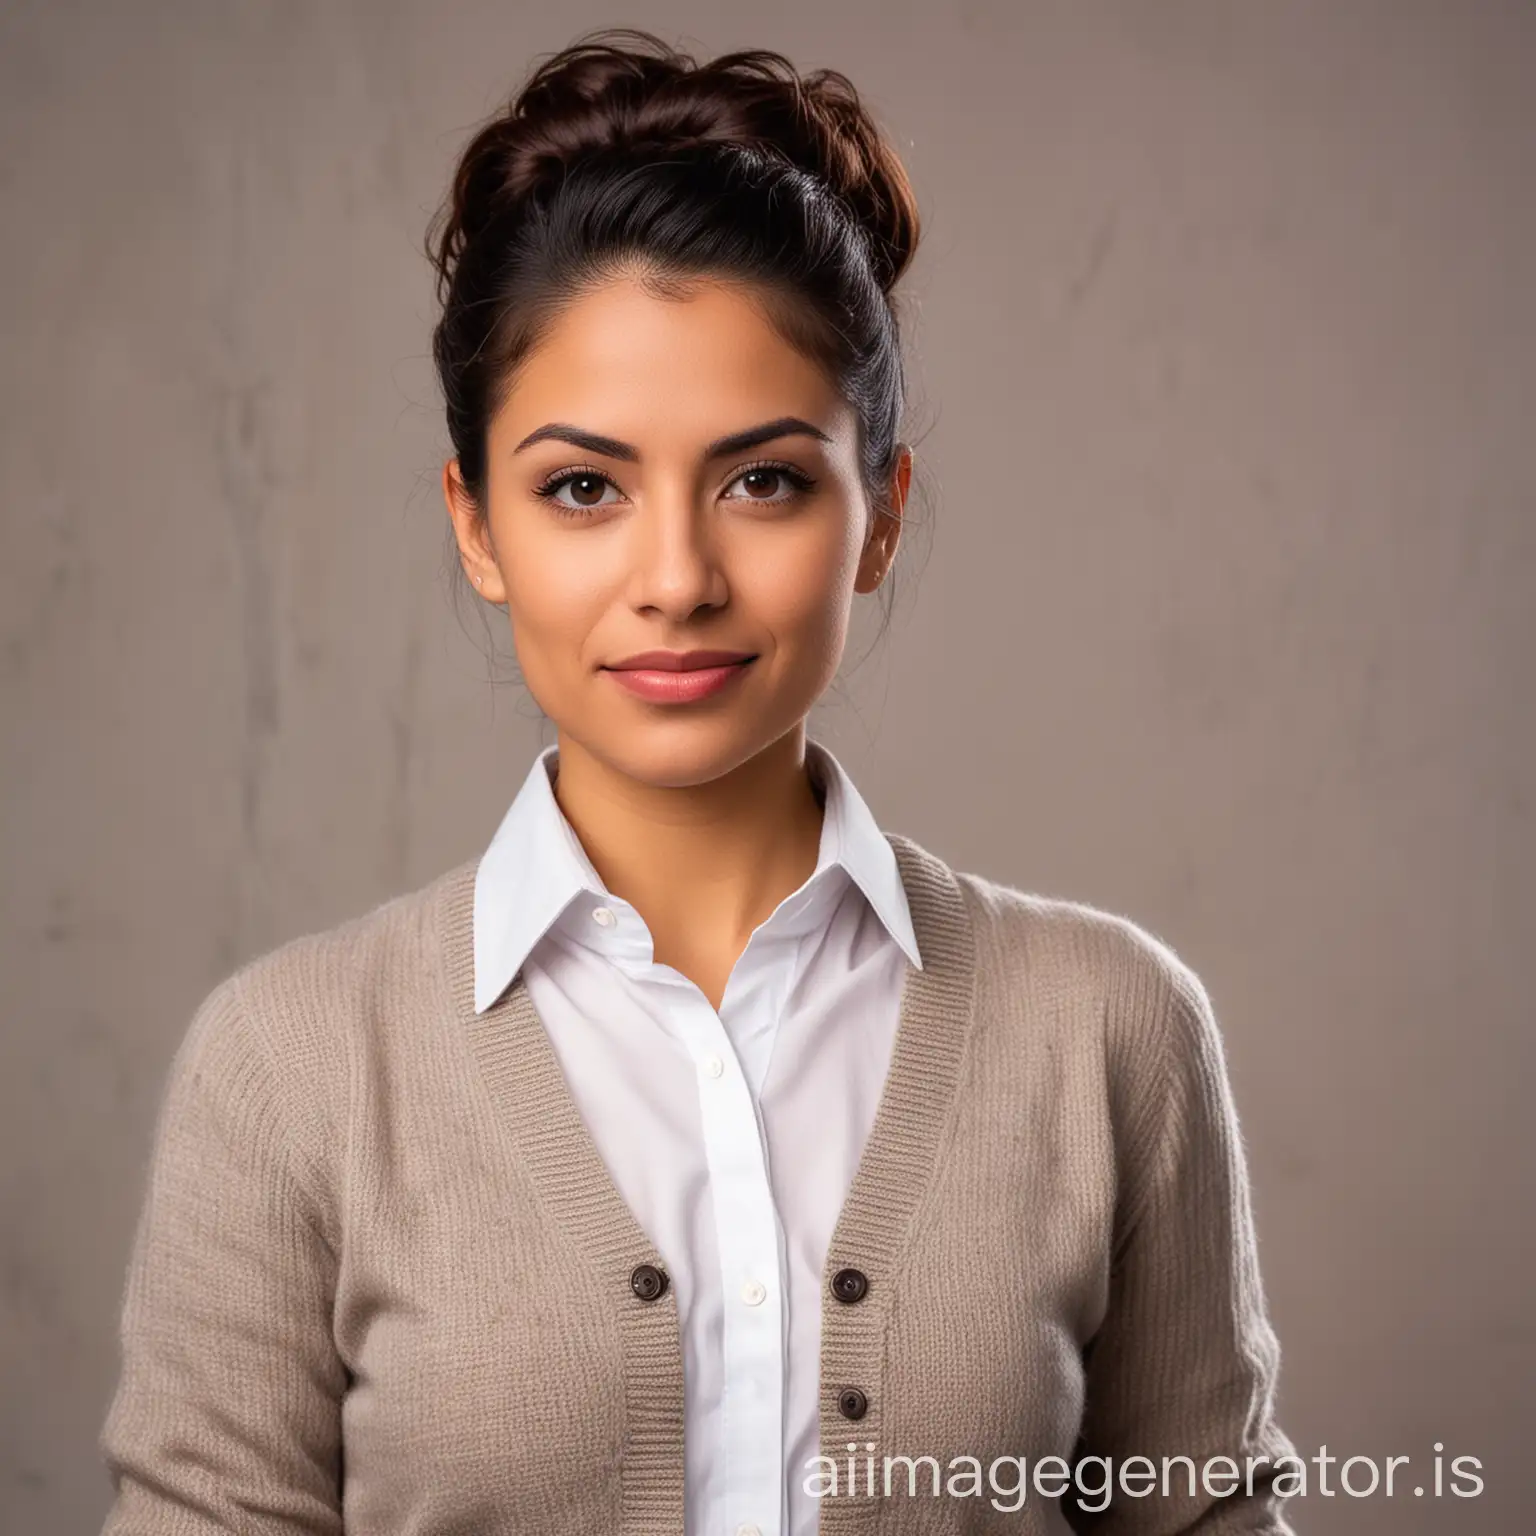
[626,496,730,617]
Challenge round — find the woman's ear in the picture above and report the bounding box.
[854,444,911,594]
[442,459,508,604]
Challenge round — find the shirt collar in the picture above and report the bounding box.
[472,737,922,1014]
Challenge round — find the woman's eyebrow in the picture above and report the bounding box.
[512,415,833,461]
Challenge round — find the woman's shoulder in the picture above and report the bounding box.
[235,855,475,1001]
[896,830,1206,1010]
[175,855,479,1079]
[148,857,480,1200]
[904,837,1223,1078]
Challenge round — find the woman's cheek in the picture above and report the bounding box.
[504,585,588,706]
[742,519,857,632]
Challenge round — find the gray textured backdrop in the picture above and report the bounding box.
[2,1,1532,1531]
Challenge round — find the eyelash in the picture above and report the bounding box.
[531,458,818,520]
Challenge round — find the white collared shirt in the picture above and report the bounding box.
[473,738,922,1536]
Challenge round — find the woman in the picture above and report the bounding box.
[99,27,1297,1536]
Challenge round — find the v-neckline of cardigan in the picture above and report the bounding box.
[438,828,978,1532]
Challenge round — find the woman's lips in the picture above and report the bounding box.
[603,658,756,704]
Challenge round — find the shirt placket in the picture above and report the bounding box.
[665,976,786,1536]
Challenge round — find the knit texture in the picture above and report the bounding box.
[99,832,1298,1534]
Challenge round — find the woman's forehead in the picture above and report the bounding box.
[492,280,848,452]
[523,275,821,375]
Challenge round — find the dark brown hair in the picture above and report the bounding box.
[425,27,922,542]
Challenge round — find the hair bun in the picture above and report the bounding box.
[432,27,920,298]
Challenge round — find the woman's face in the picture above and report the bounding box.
[444,272,909,788]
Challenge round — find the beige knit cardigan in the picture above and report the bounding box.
[99,832,1298,1534]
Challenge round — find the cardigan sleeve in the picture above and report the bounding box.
[98,974,346,1534]
[1064,955,1300,1534]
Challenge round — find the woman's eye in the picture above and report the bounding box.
[541,472,621,514]
[724,466,804,503]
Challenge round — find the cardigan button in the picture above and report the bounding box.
[830,1267,868,1303]
[630,1263,669,1302]
[837,1386,869,1421]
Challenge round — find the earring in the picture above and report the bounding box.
[474,574,483,586]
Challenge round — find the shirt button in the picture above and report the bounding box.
[736,1525,763,1536]
[740,1279,767,1306]
[591,906,617,927]
[837,1386,869,1421]
[700,1054,725,1079]
[831,1267,869,1303]
[630,1263,669,1302]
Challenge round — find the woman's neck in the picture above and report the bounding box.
[550,725,826,983]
